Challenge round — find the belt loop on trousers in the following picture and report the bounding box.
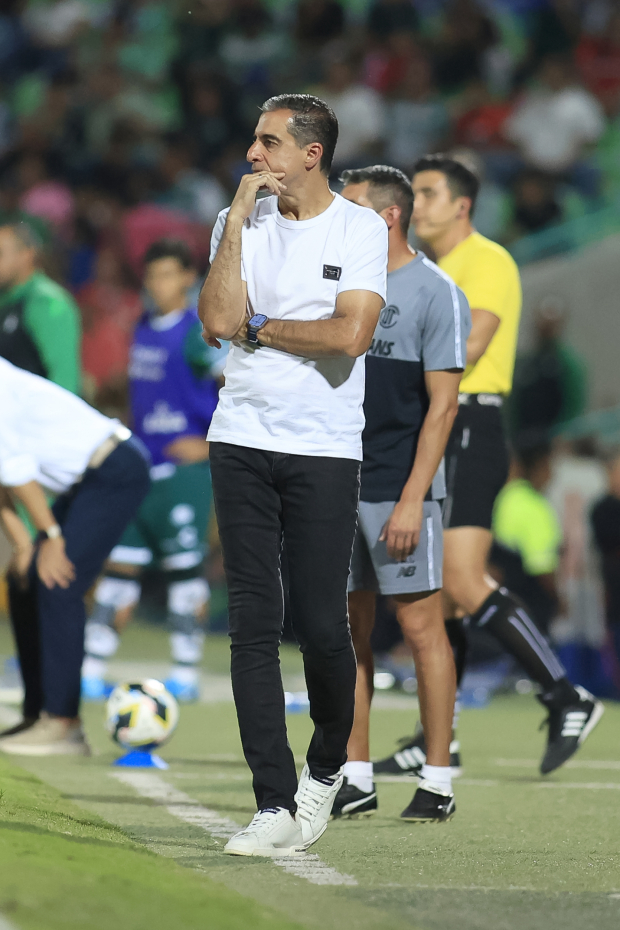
[458,393,503,408]
[87,425,132,470]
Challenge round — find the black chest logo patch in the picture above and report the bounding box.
[380,305,400,328]
[323,264,341,281]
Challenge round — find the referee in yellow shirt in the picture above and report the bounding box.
[377,154,601,777]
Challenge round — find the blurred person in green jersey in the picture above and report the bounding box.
[491,441,562,635]
[0,222,81,393]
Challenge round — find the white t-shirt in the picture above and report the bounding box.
[207,192,388,460]
[0,357,120,493]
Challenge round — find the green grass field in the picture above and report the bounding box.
[1,619,620,930]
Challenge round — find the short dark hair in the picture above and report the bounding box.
[339,165,413,234]
[412,153,480,216]
[0,221,42,252]
[143,238,195,270]
[513,435,552,475]
[260,94,338,175]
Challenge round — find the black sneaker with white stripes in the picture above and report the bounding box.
[400,780,456,822]
[538,685,604,775]
[373,725,462,778]
[330,777,377,819]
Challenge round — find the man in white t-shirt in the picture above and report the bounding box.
[0,358,150,756]
[199,93,388,857]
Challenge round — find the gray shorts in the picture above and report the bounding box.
[348,500,443,596]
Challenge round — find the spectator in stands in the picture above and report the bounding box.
[0,222,80,393]
[577,10,620,114]
[314,51,386,171]
[491,441,562,634]
[509,169,563,237]
[295,0,344,50]
[385,57,449,173]
[591,450,620,676]
[504,54,606,198]
[367,0,419,40]
[432,0,498,94]
[509,295,587,438]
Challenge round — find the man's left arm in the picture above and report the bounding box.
[381,369,462,561]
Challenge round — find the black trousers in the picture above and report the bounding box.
[9,440,150,719]
[210,442,359,812]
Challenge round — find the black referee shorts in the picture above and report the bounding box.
[443,395,510,531]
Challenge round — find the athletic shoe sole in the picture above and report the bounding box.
[224,824,327,857]
[579,700,605,747]
[374,766,462,782]
[400,812,455,823]
[541,700,605,775]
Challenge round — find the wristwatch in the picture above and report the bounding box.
[247,314,269,345]
[43,524,62,540]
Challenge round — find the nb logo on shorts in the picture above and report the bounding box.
[397,565,417,577]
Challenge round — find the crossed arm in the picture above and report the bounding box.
[198,192,383,359]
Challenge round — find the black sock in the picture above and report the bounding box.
[445,618,468,688]
[469,588,578,700]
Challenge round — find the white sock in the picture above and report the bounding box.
[343,760,374,793]
[169,665,199,686]
[420,764,452,793]
[82,655,106,679]
[452,693,461,730]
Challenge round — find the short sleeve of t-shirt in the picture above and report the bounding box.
[420,267,471,372]
[457,246,514,320]
[209,208,246,281]
[336,212,388,305]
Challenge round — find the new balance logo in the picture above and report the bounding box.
[397,565,416,577]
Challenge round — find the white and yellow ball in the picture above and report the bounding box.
[106,679,179,750]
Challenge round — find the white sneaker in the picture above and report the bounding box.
[224,808,305,857]
[294,764,343,847]
[0,714,90,756]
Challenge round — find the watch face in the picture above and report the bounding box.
[248,314,268,329]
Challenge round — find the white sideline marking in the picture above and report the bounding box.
[537,781,620,791]
[0,916,19,930]
[495,759,620,771]
[112,771,357,887]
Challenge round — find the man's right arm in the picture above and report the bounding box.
[198,171,285,342]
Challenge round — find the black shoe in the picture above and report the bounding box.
[374,725,462,778]
[0,716,38,739]
[330,777,377,819]
[538,685,604,775]
[400,780,456,822]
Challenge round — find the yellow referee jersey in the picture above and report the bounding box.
[438,232,521,395]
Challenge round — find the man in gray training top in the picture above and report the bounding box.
[336,166,471,822]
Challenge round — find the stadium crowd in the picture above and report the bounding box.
[1,0,620,704]
[0,0,618,399]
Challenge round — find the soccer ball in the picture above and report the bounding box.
[106,679,180,750]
